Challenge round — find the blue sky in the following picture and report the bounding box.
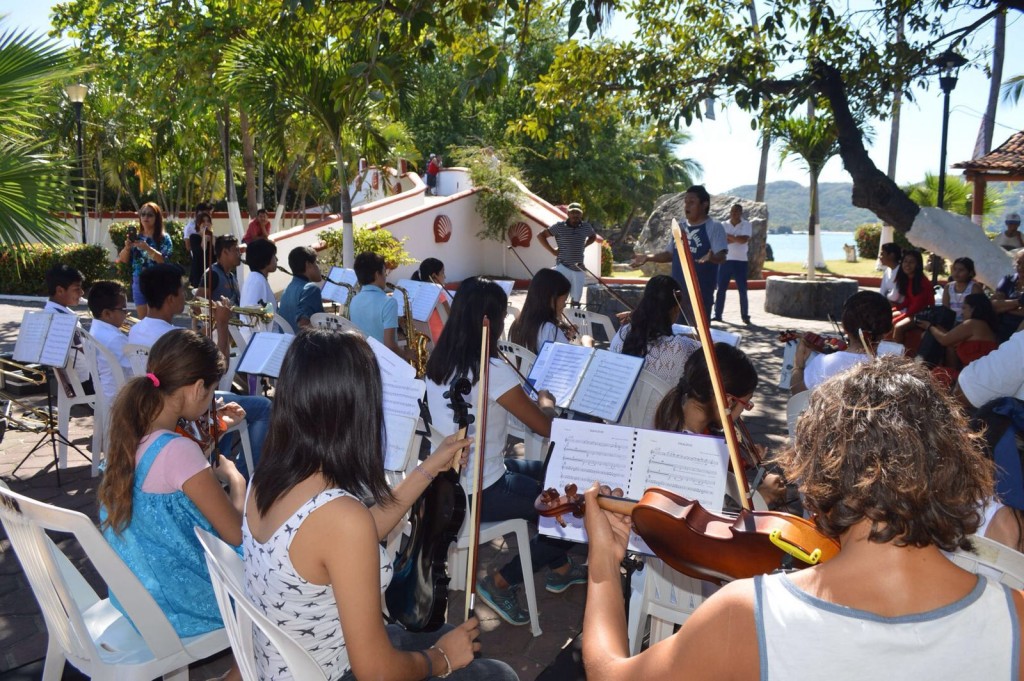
[4,1,1022,193]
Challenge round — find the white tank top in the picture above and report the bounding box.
[755,572,1019,680]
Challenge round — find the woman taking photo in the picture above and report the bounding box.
[117,201,173,319]
[582,357,1022,680]
[245,330,516,681]
[509,268,591,353]
[610,275,700,384]
[426,277,585,627]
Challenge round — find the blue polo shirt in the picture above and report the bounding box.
[349,284,398,343]
[279,275,324,330]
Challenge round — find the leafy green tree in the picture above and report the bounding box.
[904,173,1003,225]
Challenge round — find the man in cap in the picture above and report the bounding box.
[997,212,1023,251]
[426,153,441,195]
[539,202,599,305]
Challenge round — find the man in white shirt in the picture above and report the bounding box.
[878,242,902,303]
[86,281,134,402]
[43,263,92,392]
[713,203,753,324]
[996,212,1023,251]
[958,330,1024,407]
[239,237,279,342]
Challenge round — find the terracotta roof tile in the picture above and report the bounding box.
[953,130,1024,176]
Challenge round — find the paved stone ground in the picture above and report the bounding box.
[0,288,835,680]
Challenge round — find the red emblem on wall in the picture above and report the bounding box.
[509,222,532,247]
[433,214,452,243]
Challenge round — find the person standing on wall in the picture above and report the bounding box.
[243,208,271,244]
[426,153,441,195]
[538,202,598,307]
[631,185,727,323]
[713,203,752,325]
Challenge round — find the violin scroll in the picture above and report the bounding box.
[778,330,848,355]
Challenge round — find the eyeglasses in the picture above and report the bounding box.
[728,394,755,411]
[139,211,155,218]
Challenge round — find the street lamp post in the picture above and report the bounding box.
[930,49,967,284]
[65,84,88,244]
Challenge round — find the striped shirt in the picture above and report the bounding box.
[548,220,596,271]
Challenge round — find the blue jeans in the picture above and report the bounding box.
[339,624,518,681]
[216,391,271,477]
[714,260,749,320]
[478,459,572,586]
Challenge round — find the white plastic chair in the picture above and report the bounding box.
[122,343,151,376]
[0,482,229,680]
[565,308,616,346]
[951,534,1024,589]
[79,330,128,476]
[494,341,544,459]
[447,516,543,637]
[615,370,672,429]
[272,314,295,335]
[786,390,811,442]
[53,358,95,470]
[627,557,704,654]
[195,528,327,681]
[310,312,365,336]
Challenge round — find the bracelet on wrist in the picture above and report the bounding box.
[413,465,435,483]
[414,649,432,679]
[431,645,453,678]
[793,364,805,371]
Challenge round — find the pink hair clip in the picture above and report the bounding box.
[146,372,160,387]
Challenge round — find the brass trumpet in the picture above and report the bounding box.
[188,298,275,327]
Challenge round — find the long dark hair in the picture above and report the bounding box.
[411,257,444,283]
[425,277,507,386]
[509,269,570,353]
[621,275,680,358]
[99,329,224,533]
[895,249,927,297]
[252,330,393,515]
[963,292,998,332]
[654,343,758,432]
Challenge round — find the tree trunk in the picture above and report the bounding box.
[273,159,300,232]
[975,8,1005,162]
[878,11,904,266]
[239,107,258,218]
[218,108,244,240]
[335,144,354,267]
[748,0,770,204]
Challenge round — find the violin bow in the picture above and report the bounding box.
[464,315,490,620]
[507,244,585,341]
[497,348,539,399]
[575,261,635,312]
[670,219,752,511]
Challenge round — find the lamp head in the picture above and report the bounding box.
[65,83,88,104]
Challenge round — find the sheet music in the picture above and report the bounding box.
[539,420,728,553]
[367,335,424,469]
[672,324,741,347]
[367,336,416,381]
[13,312,52,363]
[569,350,644,421]
[321,267,357,303]
[394,279,443,322]
[39,313,79,368]
[526,341,592,409]
[237,332,294,377]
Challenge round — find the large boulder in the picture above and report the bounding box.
[764,275,860,320]
[635,193,769,278]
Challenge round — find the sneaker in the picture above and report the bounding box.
[477,574,530,626]
[546,557,588,593]
[742,316,752,325]
[711,315,723,323]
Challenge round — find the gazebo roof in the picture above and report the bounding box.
[953,129,1024,180]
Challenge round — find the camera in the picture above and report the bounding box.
[126,227,138,243]
[913,306,954,329]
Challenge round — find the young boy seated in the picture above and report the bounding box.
[86,281,134,401]
[278,246,323,331]
[349,252,409,359]
[44,263,92,393]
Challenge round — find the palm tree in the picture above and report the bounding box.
[219,34,404,267]
[0,26,76,247]
[774,115,840,280]
[904,173,1002,226]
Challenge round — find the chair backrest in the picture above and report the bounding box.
[496,340,537,375]
[615,369,672,429]
[195,528,328,681]
[0,483,190,668]
[310,312,365,337]
[79,329,128,397]
[122,343,151,376]
[951,534,1024,589]
[786,390,812,441]
[273,314,295,335]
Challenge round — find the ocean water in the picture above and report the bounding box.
[767,231,860,263]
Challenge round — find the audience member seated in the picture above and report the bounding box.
[992,250,1024,342]
[581,357,1022,680]
[99,329,246,681]
[654,343,787,509]
[918,293,999,388]
[790,290,892,394]
[244,329,517,681]
[997,212,1023,251]
[608,275,699,385]
[942,257,983,322]
[87,280,134,401]
[890,249,935,346]
[509,268,591,354]
[128,264,271,477]
[278,246,324,331]
[878,242,901,302]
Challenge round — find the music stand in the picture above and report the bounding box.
[6,311,90,485]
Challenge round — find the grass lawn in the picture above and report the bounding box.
[608,259,882,279]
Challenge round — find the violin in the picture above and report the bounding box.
[558,319,580,343]
[777,330,848,354]
[384,380,469,632]
[537,483,839,585]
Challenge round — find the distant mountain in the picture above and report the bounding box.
[725,180,1023,233]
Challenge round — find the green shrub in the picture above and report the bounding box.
[600,239,613,277]
[853,223,913,260]
[319,225,415,271]
[449,146,524,242]
[0,243,113,295]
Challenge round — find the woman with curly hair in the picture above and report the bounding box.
[582,356,1022,680]
[610,275,700,384]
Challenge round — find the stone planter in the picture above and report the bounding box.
[764,275,859,321]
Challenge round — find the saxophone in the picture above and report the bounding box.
[389,282,430,378]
